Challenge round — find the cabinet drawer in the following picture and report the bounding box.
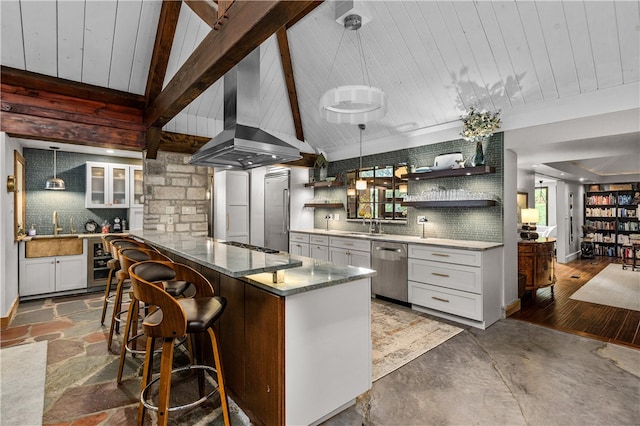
[408,245,481,267]
[309,235,329,245]
[408,259,481,294]
[329,237,370,252]
[409,281,482,321]
[289,233,310,243]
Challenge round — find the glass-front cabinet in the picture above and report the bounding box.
[85,162,130,208]
[347,165,408,221]
[130,165,144,207]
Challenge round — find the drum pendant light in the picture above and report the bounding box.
[319,14,386,124]
[45,147,65,190]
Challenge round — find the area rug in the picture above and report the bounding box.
[0,340,48,426]
[570,264,640,311]
[371,299,463,381]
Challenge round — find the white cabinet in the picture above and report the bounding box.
[408,244,502,329]
[310,237,329,261]
[329,237,371,268]
[85,162,130,208]
[129,165,144,207]
[215,170,249,243]
[19,243,88,297]
[129,207,143,231]
[289,232,310,257]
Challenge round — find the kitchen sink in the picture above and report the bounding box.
[25,236,83,258]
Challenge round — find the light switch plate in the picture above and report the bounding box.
[334,213,340,221]
[182,206,196,215]
[167,216,174,225]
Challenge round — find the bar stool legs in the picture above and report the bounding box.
[137,328,230,426]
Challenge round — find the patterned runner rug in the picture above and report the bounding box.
[371,299,463,381]
[0,340,48,426]
[570,264,640,311]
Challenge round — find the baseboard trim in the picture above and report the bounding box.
[505,299,521,317]
[1,295,20,329]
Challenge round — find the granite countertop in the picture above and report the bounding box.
[130,230,303,278]
[292,229,503,251]
[243,256,376,297]
[19,232,129,241]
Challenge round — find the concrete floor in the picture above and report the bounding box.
[323,319,640,426]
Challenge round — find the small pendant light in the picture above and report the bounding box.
[45,147,65,190]
[356,124,367,190]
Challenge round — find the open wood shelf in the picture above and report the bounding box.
[401,165,495,180]
[304,181,344,188]
[303,203,344,209]
[401,199,497,208]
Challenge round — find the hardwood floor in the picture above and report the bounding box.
[512,256,640,349]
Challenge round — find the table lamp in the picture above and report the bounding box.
[521,208,539,240]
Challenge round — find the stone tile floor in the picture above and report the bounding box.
[1,292,246,425]
[2,292,640,426]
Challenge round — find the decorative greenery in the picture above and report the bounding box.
[460,107,501,141]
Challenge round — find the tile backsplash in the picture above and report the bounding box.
[24,148,141,235]
[313,133,504,243]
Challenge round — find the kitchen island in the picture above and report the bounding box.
[130,231,375,426]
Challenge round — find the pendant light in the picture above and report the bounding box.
[356,124,367,190]
[45,147,65,190]
[319,14,386,124]
[535,180,545,204]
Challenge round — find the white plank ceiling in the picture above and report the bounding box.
[1,0,639,181]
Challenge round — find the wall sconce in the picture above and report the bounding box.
[520,208,539,240]
[7,175,16,193]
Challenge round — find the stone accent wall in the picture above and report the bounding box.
[143,152,209,235]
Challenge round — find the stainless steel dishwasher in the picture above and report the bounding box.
[371,241,408,302]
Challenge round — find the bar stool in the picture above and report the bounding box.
[116,248,190,383]
[106,238,155,350]
[100,234,128,324]
[129,260,230,426]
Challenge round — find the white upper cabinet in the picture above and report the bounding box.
[129,165,144,208]
[86,162,141,209]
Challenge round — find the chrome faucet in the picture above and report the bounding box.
[53,211,63,236]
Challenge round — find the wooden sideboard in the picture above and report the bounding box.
[517,238,557,302]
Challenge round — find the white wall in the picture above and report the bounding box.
[517,168,535,208]
[555,180,584,263]
[1,133,21,318]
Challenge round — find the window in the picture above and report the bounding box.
[347,165,408,221]
[535,186,548,226]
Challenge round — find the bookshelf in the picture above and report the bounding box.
[584,186,639,257]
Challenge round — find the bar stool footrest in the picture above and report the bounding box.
[141,365,220,413]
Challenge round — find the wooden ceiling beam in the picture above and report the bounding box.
[144,0,182,159]
[276,27,304,142]
[1,112,145,150]
[184,0,219,28]
[158,131,211,154]
[144,0,319,129]
[1,66,145,110]
[145,1,182,107]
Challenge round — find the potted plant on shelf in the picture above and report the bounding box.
[460,107,501,166]
[314,152,329,181]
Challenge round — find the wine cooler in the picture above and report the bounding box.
[87,236,112,288]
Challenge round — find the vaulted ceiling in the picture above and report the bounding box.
[1,0,638,182]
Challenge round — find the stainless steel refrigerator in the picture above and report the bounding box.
[264,170,290,251]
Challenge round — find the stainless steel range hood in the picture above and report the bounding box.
[189,48,301,170]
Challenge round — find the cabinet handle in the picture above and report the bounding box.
[432,253,450,257]
[432,296,450,303]
[344,243,354,246]
[226,214,229,231]
[432,272,449,278]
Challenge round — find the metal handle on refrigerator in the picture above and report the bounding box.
[283,188,290,233]
[226,214,229,231]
